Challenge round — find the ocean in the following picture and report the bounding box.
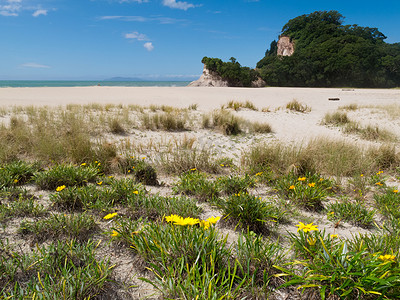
[0,80,191,88]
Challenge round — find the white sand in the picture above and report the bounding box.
[1,86,400,145]
[0,86,399,109]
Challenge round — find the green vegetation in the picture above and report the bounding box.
[2,103,400,298]
[257,10,400,87]
[201,11,400,88]
[201,56,260,87]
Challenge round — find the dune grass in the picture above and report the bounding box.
[2,104,400,299]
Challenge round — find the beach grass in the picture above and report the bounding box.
[1,103,400,299]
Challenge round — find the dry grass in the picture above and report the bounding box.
[242,137,400,179]
[286,99,311,113]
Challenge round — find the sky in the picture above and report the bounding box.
[1,0,400,81]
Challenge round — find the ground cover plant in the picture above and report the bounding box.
[1,104,400,299]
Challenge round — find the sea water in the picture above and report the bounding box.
[0,81,191,88]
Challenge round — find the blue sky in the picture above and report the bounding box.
[1,0,399,80]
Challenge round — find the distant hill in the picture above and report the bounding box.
[104,77,146,82]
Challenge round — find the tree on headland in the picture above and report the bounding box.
[200,11,400,88]
[201,56,259,87]
[256,10,400,88]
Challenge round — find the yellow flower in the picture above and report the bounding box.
[133,190,139,194]
[103,212,118,220]
[330,234,339,239]
[206,216,221,224]
[377,171,383,175]
[142,157,146,160]
[108,176,114,179]
[220,164,224,167]
[289,185,295,190]
[56,185,66,192]
[307,237,316,246]
[200,220,211,229]
[80,163,86,166]
[132,166,135,169]
[379,254,396,262]
[308,182,316,187]
[255,172,263,176]
[127,170,131,173]
[360,174,364,177]
[296,222,318,233]
[165,214,182,223]
[375,182,383,186]
[97,181,103,185]
[13,179,19,183]
[190,168,197,171]
[394,190,399,193]
[111,230,119,237]
[177,217,200,226]
[298,177,306,181]
[319,178,324,182]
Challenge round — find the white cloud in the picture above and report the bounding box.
[20,62,51,69]
[32,9,47,17]
[118,0,148,2]
[162,0,196,10]
[143,42,154,51]
[125,31,148,41]
[0,0,51,17]
[0,0,21,16]
[99,15,185,24]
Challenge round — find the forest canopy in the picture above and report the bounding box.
[203,11,400,88]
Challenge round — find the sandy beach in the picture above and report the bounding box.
[1,86,399,109]
[1,86,400,146]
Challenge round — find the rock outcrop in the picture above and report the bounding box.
[188,65,266,87]
[277,36,294,56]
[188,65,229,87]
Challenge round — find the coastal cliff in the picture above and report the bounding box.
[188,63,266,87]
[188,65,229,87]
[277,36,294,56]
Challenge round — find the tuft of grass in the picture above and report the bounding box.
[286,99,311,113]
[374,188,400,219]
[0,239,114,298]
[224,100,258,111]
[218,193,287,234]
[127,195,202,221]
[251,121,273,134]
[0,196,47,222]
[323,111,350,125]
[216,174,256,195]
[34,163,100,190]
[326,200,376,228]
[115,219,245,299]
[19,213,98,242]
[109,117,126,134]
[158,148,221,174]
[50,178,147,212]
[344,122,397,142]
[140,111,188,131]
[275,172,333,211]
[339,103,359,111]
[280,227,400,299]
[172,170,219,201]
[210,109,243,135]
